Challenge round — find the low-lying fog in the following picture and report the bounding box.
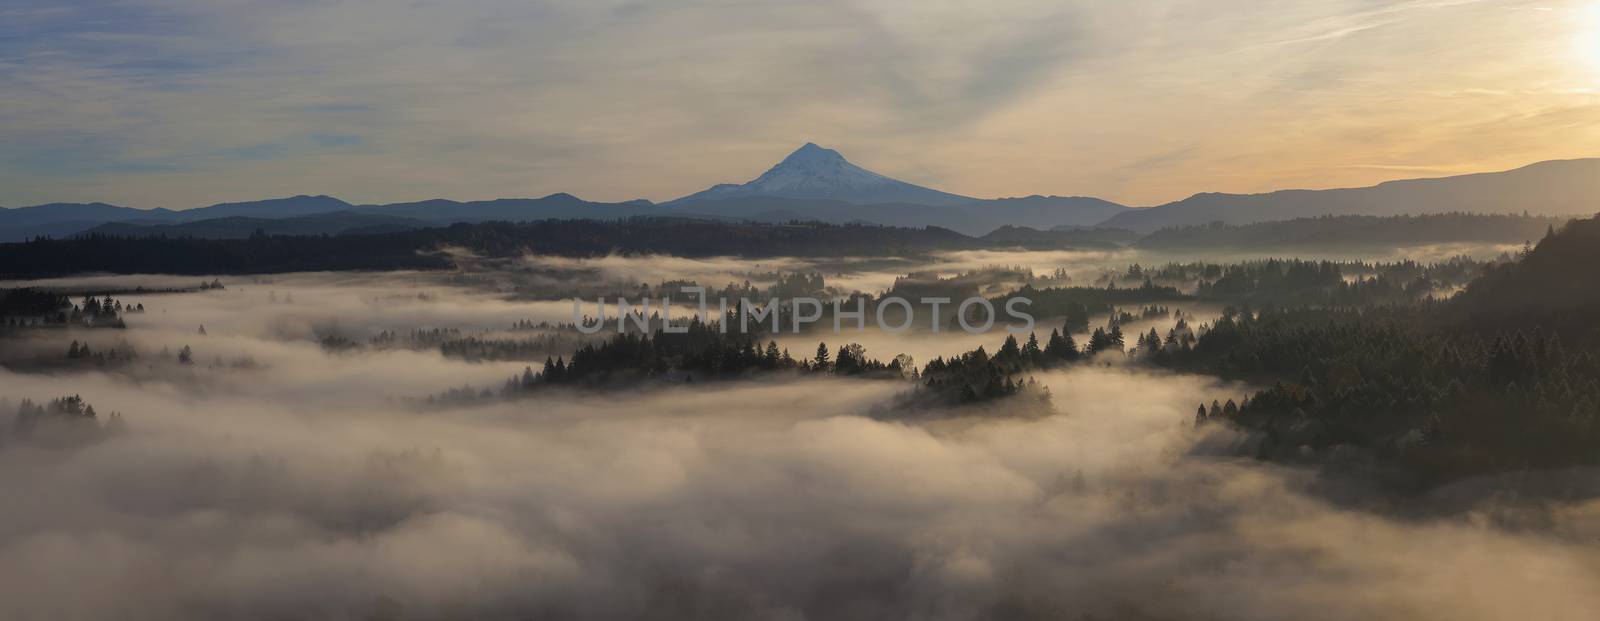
[3,251,1595,620]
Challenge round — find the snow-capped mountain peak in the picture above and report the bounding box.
[667,143,974,206]
[744,143,893,195]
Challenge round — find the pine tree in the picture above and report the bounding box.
[1044,329,1069,361]
[1087,327,1108,354]
[998,335,1021,364]
[835,344,856,374]
[1023,332,1043,364]
[1063,305,1089,334]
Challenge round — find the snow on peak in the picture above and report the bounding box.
[779,142,843,164]
[667,143,974,206]
[746,143,893,194]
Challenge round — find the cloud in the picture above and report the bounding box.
[3,269,1600,619]
[4,360,1599,620]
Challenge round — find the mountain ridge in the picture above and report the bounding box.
[80,211,434,239]
[7,153,1600,241]
[666,143,975,207]
[1097,158,1600,232]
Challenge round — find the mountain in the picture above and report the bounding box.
[1133,213,1568,252]
[0,194,672,242]
[1099,158,1600,232]
[964,195,1129,227]
[174,194,354,221]
[0,197,367,242]
[80,211,433,239]
[350,193,663,223]
[14,155,1596,241]
[0,202,179,242]
[668,143,975,206]
[662,144,1130,233]
[0,190,1126,240]
[0,202,175,226]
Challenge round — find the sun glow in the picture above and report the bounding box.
[1579,3,1600,75]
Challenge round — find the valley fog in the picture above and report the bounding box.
[2,249,1596,621]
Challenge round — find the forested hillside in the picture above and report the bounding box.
[1136,213,1566,251]
[1167,215,1600,484]
[0,218,982,277]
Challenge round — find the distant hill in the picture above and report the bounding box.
[981,225,1139,249]
[348,193,664,223]
[1134,213,1568,252]
[81,211,432,239]
[0,196,363,241]
[0,202,178,242]
[172,195,354,221]
[1099,159,1600,232]
[0,201,176,226]
[3,218,146,243]
[667,143,974,206]
[671,195,1127,235]
[972,195,1128,224]
[0,194,672,242]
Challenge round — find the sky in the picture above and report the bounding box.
[2,0,1599,210]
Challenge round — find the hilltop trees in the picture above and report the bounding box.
[1166,304,1600,480]
[918,340,1052,408]
[813,342,831,370]
[63,339,139,366]
[10,395,127,448]
[0,219,988,277]
[482,318,906,404]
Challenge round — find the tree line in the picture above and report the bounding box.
[1159,216,1600,484]
[0,218,987,277]
[4,395,127,449]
